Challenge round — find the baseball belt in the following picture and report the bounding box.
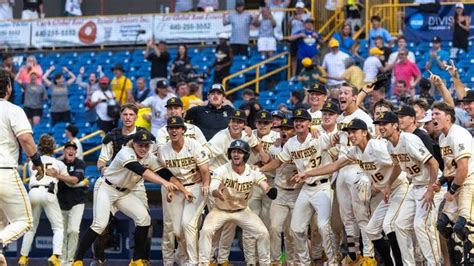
[307,178,329,187]
[0,167,15,169]
[105,178,128,192]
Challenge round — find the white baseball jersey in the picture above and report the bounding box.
[345,139,407,190]
[28,155,69,187]
[156,138,209,184]
[337,108,374,154]
[386,132,433,186]
[0,99,32,168]
[248,130,279,166]
[211,163,267,211]
[104,145,160,189]
[206,128,259,171]
[155,122,206,147]
[277,133,331,184]
[308,109,322,126]
[98,127,138,163]
[268,145,300,189]
[439,124,474,180]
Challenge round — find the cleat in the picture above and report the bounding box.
[218,261,232,266]
[129,259,146,266]
[342,255,360,265]
[48,254,61,266]
[209,262,218,266]
[360,256,377,266]
[72,260,84,266]
[18,255,29,266]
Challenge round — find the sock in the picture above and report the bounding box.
[75,228,99,261]
[133,226,150,260]
[144,225,153,260]
[347,235,357,261]
[387,232,403,266]
[372,238,393,266]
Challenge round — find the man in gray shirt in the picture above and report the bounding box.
[223,1,255,57]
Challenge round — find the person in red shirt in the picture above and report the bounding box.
[393,48,421,95]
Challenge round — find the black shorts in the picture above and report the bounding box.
[290,40,298,57]
[24,107,43,118]
[51,111,71,125]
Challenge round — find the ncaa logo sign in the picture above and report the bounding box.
[409,13,424,30]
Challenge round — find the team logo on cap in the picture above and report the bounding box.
[171,117,177,124]
[282,118,288,124]
[378,112,385,120]
[141,133,148,140]
[326,102,332,108]
[170,98,176,103]
[235,110,241,116]
[348,121,354,127]
[261,112,267,118]
[396,107,403,113]
[295,110,302,116]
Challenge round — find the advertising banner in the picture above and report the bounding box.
[0,21,31,48]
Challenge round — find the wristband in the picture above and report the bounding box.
[266,187,277,200]
[449,182,461,195]
[438,175,448,186]
[361,90,368,95]
[31,152,42,167]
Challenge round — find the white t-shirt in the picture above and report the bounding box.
[91,90,115,122]
[363,56,382,82]
[322,51,350,86]
[141,94,174,131]
[388,51,416,65]
[65,0,82,16]
[73,137,84,160]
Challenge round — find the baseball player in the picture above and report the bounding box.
[271,110,285,130]
[260,109,339,265]
[155,116,210,266]
[334,83,375,264]
[293,118,409,266]
[0,68,44,264]
[72,130,178,266]
[376,111,442,265]
[57,141,88,265]
[19,134,78,266]
[243,110,280,264]
[432,102,474,263]
[267,117,300,264]
[198,139,277,265]
[307,83,328,127]
[154,97,206,266]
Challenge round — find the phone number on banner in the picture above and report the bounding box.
[34,29,77,37]
[169,23,211,31]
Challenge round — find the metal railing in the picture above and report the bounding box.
[318,8,346,42]
[222,51,290,95]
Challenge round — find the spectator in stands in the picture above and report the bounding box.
[197,0,218,11]
[408,98,430,123]
[64,0,82,16]
[171,0,193,12]
[76,66,103,109]
[368,15,394,48]
[181,82,203,110]
[345,0,363,33]
[288,1,311,76]
[279,90,309,114]
[223,1,255,57]
[43,66,76,125]
[322,39,350,90]
[185,83,233,140]
[175,81,189,98]
[338,57,365,89]
[265,0,290,9]
[393,48,421,96]
[3,53,16,102]
[16,55,43,85]
[289,18,323,75]
[425,36,448,77]
[65,124,83,160]
[419,78,435,106]
[271,110,285,128]
[145,38,170,90]
[332,24,356,55]
[0,0,14,21]
[451,3,470,57]
[214,33,233,83]
[297,57,326,89]
[170,44,190,87]
[363,47,385,83]
[21,0,44,19]
[387,36,415,65]
[373,36,391,65]
[90,76,115,133]
[256,7,277,57]
[131,77,152,103]
[265,0,290,40]
[395,80,411,104]
[240,89,262,128]
[110,63,133,105]
[21,71,47,126]
[137,79,174,137]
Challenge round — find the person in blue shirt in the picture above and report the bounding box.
[332,24,356,55]
[368,15,394,48]
[424,36,449,77]
[289,18,323,74]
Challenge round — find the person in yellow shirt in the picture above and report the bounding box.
[110,63,133,105]
[181,82,203,111]
[326,57,365,89]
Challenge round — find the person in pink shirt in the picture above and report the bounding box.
[15,56,43,86]
[393,48,420,96]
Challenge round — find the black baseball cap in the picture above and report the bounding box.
[395,105,416,117]
[64,141,78,150]
[156,79,169,89]
[256,110,273,122]
[209,83,225,95]
[342,118,368,131]
[292,109,312,121]
[321,101,340,114]
[165,97,183,108]
[167,116,186,128]
[432,36,441,43]
[308,83,328,95]
[419,78,431,90]
[373,111,399,124]
[274,118,293,129]
[230,109,247,121]
[271,110,285,119]
[133,130,154,144]
[460,90,474,102]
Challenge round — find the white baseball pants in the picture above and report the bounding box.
[0,169,33,245]
[395,184,442,265]
[61,203,85,262]
[20,186,64,256]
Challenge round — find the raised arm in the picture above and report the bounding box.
[63,67,76,86]
[259,157,283,172]
[42,66,55,87]
[430,73,454,107]
[291,157,350,183]
[356,83,374,107]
